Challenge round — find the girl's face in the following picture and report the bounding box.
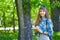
[39,9,46,17]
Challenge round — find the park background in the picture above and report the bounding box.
[0,0,60,40]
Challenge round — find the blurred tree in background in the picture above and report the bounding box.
[50,0,60,32]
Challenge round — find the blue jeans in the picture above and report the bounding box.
[35,32,50,40]
[48,35,52,40]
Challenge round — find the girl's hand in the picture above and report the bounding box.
[43,32,48,35]
[32,25,43,33]
[36,26,43,33]
[32,25,40,32]
[34,29,40,33]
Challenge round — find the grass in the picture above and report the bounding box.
[0,30,60,40]
[0,30,18,40]
[53,32,60,40]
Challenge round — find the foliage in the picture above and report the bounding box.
[0,30,18,40]
[0,0,18,27]
[0,0,60,26]
[51,1,60,9]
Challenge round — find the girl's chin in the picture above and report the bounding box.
[41,16,44,17]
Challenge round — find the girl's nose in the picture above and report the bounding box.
[40,12,45,14]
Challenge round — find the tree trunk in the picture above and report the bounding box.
[23,0,32,40]
[15,0,32,40]
[50,0,60,32]
[15,0,25,40]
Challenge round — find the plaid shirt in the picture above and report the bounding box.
[38,17,53,36]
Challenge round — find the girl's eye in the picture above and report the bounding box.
[40,12,45,14]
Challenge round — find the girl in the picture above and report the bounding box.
[34,6,53,40]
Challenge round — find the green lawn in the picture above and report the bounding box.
[0,30,60,40]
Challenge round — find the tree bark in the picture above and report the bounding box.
[15,0,25,40]
[15,0,32,40]
[23,0,32,39]
[50,0,60,32]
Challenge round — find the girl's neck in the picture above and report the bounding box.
[41,16,45,18]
